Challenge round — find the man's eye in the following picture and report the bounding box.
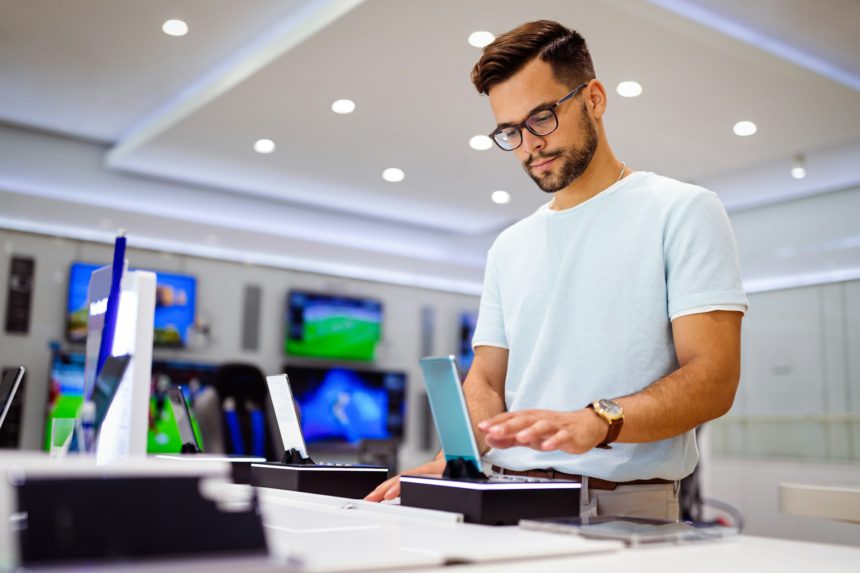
[529,111,554,125]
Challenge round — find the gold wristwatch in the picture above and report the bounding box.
[587,398,624,449]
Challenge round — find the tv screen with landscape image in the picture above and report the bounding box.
[44,352,214,453]
[285,291,382,361]
[284,365,405,446]
[66,262,197,348]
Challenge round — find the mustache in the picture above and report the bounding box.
[525,150,562,168]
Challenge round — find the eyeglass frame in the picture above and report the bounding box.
[489,81,589,151]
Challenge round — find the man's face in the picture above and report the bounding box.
[488,59,598,193]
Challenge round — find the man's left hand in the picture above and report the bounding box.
[478,409,608,454]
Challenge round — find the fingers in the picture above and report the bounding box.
[515,419,556,445]
[364,475,399,502]
[484,433,519,449]
[482,411,540,441]
[541,429,571,451]
[478,410,522,431]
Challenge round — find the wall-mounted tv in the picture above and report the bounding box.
[284,365,405,446]
[44,351,215,453]
[66,262,197,348]
[286,291,382,361]
[458,311,478,373]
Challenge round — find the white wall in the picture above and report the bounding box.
[0,228,478,468]
[702,280,860,546]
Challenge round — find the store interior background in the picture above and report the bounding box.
[1,0,858,547]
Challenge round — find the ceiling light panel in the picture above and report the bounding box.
[382,167,405,182]
[616,81,642,98]
[162,19,189,37]
[253,139,276,154]
[468,31,495,48]
[733,120,757,137]
[331,99,355,114]
[469,135,493,150]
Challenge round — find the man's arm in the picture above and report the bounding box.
[480,310,742,453]
[364,345,508,501]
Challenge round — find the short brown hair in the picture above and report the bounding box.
[471,20,596,95]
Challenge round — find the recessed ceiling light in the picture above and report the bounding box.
[331,99,355,114]
[468,31,495,48]
[253,139,276,154]
[616,81,642,98]
[162,19,189,37]
[469,135,493,151]
[491,190,511,204]
[382,167,405,182]
[733,120,757,137]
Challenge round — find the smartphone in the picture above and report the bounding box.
[167,386,202,453]
[419,356,483,474]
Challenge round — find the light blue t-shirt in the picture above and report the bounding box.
[474,171,748,481]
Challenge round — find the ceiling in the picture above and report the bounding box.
[1,0,859,293]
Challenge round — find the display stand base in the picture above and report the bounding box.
[400,459,582,525]
[251,449,389,499]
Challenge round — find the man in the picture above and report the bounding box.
[366,20,747,520]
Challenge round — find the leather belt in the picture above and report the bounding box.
[490,465,673,491]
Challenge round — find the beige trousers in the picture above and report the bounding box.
[579,478,681,521]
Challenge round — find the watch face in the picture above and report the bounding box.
[597,399,623,419]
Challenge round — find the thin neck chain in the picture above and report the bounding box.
[616,161,626,183]
[550,161,627,211]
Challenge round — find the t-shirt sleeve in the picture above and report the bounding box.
[471,245,509,350]
[664,190,749,318]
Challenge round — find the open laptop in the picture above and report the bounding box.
[0,367,25,431]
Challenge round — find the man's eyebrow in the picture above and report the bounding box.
[494,100,557,130]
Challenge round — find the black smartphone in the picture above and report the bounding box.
[167,386,202,453]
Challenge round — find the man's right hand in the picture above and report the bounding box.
[364,458,447,502]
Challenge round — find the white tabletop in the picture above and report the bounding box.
[386,535,860,573]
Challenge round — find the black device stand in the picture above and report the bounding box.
[442,457,487,480]
[251,448,388,499]
[15,475,267,566]
[281,447,313,465]
[401,461,582,525]
[180,442,201,454]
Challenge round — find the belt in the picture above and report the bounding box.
[490,465,672,491]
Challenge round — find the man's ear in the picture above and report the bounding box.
[586,80,608,120]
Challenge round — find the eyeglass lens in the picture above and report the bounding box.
[493,109,559,151]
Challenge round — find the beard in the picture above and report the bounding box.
[523,103,599,194]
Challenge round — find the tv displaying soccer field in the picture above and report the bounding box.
[66,262,197,348]
[285,291,383,361]
[44,352,212,453]
[285,365,405,446]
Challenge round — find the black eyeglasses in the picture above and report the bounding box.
[490,82,588,151]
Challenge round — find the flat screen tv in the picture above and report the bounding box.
[285,291,382,361]
[458,311,478,373]
[44,352,214,453]
[66,262,197,348]
[284,365,405,446]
